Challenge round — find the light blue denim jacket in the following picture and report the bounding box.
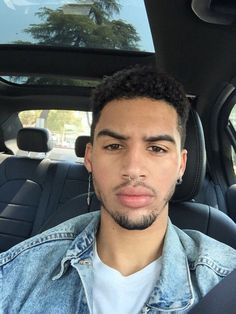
[0,211,236,314]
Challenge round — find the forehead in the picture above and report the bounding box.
[95,97,179,134]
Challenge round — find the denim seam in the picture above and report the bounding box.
[53,240,95,280]
[0,267,2,311]
[0,232,75,266]
[189,257,231,276]
[146,257,195,312]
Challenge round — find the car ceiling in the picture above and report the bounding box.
[146,0,236,109]
[1,0,236,113]
[0,45,156,111]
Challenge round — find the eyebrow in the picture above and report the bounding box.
[144,135,176,145]
[96,129,176,145]
[96,129,129,140]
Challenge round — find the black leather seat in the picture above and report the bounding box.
[40,110,236,249]
[0,128,54,252]
[226,184,236,222]
[17,127,53,153]
[0,128,13,155]
[75,135,90,158]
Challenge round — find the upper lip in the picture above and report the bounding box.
[116,186,154,196]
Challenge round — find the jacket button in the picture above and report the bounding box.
[79,259,91,265]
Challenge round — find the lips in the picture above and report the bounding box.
[116,187,155,209]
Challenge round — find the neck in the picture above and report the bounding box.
[96,208,168,276]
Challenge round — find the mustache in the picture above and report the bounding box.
[113,180,157,196]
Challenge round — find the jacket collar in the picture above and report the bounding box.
[146,221,195,311]
[52,212,99,280]
[53,213,194,311]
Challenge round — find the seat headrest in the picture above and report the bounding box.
[226,184,236,222]
[0,128,8,152]
[172,109,206,202]
[0,138,6,152]
[75,135,90,157]
[73,110,206,202]
[17,127,53,153]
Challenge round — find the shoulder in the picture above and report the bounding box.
[0,211,100,267]
[175,226,236,273]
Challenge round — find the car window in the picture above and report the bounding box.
[0,0,154,52]
[1,75,100,86]
[229,105,236,174]
[18,109,91,162]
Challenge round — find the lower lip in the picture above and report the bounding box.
[116,194,154,209]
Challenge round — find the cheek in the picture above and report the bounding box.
[92,153,112,173]
[151,158,181,189]
[91,156,117,190]
[154,156,180,175]
[91,146,121,172]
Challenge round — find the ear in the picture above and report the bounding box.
[179,149,188,178]
[84,143,93,173]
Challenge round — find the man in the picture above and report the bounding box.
[0,66,236,314]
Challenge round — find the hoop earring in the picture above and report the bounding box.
[176,177,183,185]
[87,172,92,207]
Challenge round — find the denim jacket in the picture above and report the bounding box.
[0,211,236,314]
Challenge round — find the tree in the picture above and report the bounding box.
[19,110,41,127]
[46,110,83,134]
[19,110,83,132]
[23,0,140,50]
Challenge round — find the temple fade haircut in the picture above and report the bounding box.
[90,65,190,148]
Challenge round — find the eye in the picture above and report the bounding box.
[104,143,123,151]
[147,146,167,153]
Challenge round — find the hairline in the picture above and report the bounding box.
[91,95,185,147]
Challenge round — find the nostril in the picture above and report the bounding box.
[122,174,146,182]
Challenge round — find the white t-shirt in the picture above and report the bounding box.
[92,243,162,314]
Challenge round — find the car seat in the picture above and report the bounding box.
[0,127,54,252]
[40,110,236,249]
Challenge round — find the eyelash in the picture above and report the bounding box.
[103,144,167,153]
[147,146,167,153]
[103,144,123,151]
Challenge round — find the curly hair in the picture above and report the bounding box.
[90,65,190,147]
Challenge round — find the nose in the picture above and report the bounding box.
[121,145,147,181]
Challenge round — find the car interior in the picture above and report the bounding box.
[0,0,236,311]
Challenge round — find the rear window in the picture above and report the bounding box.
[18,109,91,162]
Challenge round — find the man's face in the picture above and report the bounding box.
[85,97,187,230]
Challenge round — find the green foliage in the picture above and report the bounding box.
[24,0,140,50]
[47,110,83,134]
[24,76,99,86]
[19,110,83,135]
[89,0,121,25]
[19,110,41,126]
[12,1,140,86]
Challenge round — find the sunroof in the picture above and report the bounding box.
[0,0,154,52]
[0,75,100,87]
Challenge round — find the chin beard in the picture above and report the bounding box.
[111,210,158,230]
[94,181,176,231]
[97,194,160,230]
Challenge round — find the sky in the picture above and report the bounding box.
[0,0,154,52]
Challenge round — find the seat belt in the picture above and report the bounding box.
[31,161,57,236]
[34,162,70,234]
[189,269,236,313]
